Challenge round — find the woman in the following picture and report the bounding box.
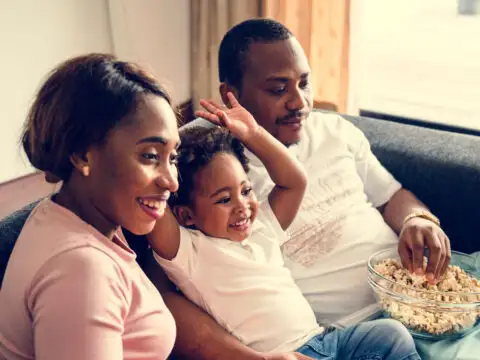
[0,54,179,359]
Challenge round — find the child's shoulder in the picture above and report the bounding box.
[250,201,288,246]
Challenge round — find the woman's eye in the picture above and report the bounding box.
[142,153,159,161]
[215,197,230,204]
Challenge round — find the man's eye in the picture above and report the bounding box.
[268,87,286,95]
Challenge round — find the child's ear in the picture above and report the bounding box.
[173,205,196,227]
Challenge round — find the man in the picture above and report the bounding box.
[145,18,450,360]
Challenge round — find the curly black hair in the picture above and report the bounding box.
[169,126,250,208]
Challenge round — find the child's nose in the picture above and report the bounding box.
[235,198,249,213]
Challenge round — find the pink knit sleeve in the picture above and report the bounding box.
[27,247,130,360]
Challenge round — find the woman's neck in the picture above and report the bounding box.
[53,181,119,240]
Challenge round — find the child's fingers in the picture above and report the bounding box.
[226,92,240,107]
[217,110,230,127]
[207,99,224,110]
[199,100,220,114]
[201,99,224,112]
[194,110,221,125]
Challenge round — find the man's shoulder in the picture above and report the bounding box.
[304,111,359,138]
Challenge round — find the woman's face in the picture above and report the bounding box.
[85,95,180,235]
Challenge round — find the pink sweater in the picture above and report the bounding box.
[0,199,176,360]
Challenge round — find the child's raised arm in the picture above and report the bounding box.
[147,207,181,260]
[195,93,307,230]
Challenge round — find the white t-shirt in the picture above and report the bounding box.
[154,202,323,353]
[246,112,401,324]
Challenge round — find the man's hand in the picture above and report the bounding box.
[398,216,451,283]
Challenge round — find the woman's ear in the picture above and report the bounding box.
[173,205,196,227]
[70,151,92,177]
[219,82,239,108]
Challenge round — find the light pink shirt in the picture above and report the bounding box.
[0,198,176,360]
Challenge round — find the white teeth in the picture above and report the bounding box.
[139,198,161,209]
[233,218,248,226]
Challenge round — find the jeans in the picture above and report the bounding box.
[297,319,421,360]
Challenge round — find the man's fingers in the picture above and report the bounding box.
[437,234,451,279]
[411,230,426,275]
[425,232,443,282]
[398,239,413,273]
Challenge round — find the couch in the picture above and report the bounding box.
[2,111,480,286]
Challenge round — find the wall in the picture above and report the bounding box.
[350,0,480,130]
[0,0,191,184]
[108,0,191,104]
[0,0,113,183]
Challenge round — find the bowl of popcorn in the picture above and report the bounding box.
[368,248,480,340]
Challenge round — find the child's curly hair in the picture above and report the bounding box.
[169,126,250,208]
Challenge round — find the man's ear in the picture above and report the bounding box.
[173,205,196,227]
[219,82,239,108]
[70,151,92,177]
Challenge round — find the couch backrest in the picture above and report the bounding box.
[344,114,480,254]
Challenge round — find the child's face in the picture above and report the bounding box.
[184,153,258,242]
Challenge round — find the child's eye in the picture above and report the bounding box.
[215,197,230,204]
[299,80,310,89]
[242,187,253,197]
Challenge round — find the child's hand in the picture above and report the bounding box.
[195,92,259,142]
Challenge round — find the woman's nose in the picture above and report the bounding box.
[155,166,179,193]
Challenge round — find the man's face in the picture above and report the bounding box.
[234,37,313,146]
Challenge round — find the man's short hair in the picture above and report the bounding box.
[218,18,292,90]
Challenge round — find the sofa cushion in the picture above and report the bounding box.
[0,202,38,286]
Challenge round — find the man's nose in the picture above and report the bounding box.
[286,87,307,111]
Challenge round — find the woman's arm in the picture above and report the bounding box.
[144,255,312,360]
[143,254,262,360]
[196,93,307,230]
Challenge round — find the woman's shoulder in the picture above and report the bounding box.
[8,199,133,292]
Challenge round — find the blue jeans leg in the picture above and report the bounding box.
[297,319,421,360]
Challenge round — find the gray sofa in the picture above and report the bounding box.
[1,111,480,286]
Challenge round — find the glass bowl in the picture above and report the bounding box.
[367,248,480,340]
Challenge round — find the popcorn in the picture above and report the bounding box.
[373,259,480,335]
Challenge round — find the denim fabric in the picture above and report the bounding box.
[297,319,420,360]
